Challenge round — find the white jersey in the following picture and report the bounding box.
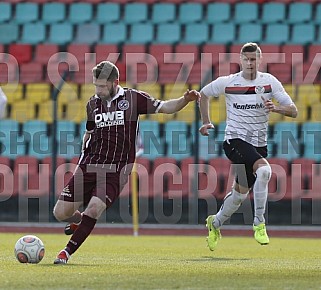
[201,71,294,147]
[0,87,7,119]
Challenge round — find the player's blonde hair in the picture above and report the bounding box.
[92,61,119,81]
[240,42,262,58]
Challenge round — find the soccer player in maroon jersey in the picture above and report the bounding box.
[53,61,200,264]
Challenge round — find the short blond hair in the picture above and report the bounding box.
[92,61,119,81]
[240,42,262,58]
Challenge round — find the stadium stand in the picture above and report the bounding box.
[0,3,12,23]
[48,22,73,45]
[74,23,101,45]
[151,3,176,24]
[20,22,46,45]
[234,2,258,24]
[178,3,203,24]
[14,3,39,24]
[68,3,93,24]
[206,3,231,24]
[261,2,286,24]
[42,3,66,24]
[1,0,321,209]
[287,2,312,24]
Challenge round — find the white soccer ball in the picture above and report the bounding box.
[14,235,45,264]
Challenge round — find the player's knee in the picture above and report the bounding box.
[53,201,72,221]
[255,165,272,182]
[53,204,65,221]
[83,197,106,219]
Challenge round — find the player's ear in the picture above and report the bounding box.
[114,79,119,86]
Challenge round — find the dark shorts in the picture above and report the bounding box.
[223,138,268,188]
[58,164,129,208]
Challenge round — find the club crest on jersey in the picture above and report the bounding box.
[118,100,129,110]
[255,86,265,94]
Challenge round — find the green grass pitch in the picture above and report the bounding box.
[2,232,321,289]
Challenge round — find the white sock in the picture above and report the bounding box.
[253,165,271,226]
[214,189,248,229]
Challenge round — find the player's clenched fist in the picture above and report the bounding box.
[199,123,215,136]
[183,90,201,102]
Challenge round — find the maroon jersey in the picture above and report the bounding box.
[79,86,163,173]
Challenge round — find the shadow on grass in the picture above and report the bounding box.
[189,257,251,262]
[40,263,102,267]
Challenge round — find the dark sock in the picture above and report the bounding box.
[65,214,97,255]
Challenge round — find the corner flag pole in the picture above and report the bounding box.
[131,162,139,236]
[132,132,143,236]
[50,70,70,220]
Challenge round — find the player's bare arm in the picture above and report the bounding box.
[158,89,200,114]
[199,91,215,136]
[261,96,298,118]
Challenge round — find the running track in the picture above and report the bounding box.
[1,223,321,238]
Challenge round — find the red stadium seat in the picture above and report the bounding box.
[135,0,158,3]
[293,62,321,84]
[82,0,104,3]
[13,156,46,197]
[108,0,134,3]
[8,44,32,64]
[202,44,226,66]
[0,156,13,198]
[94,44,119,64]
[267,63,293,83]
[229,44,243,54]
[49,0,75,3]
[72,60,96,84]
[3,0,24,3]
[149,44,173,64]
[127,61,158,84]
[307,44,321,65]
[186,61,212,85]
[122,44,147,63]
[215,62,239,78]
[34,44,59,65]
[268,157,291,201]
[291,158,315,194]
[40,157,68,195]
[281,44,305,66]
[0,60,18,83]
[208,157,233,199]
[20,63,44,84]
[67,44,91,64]
[26,0,48,3]
[259,44,282,72]
[158,62,185,84]
[45,61,70,84]
[151,157,179,197]
[174,44,199,63]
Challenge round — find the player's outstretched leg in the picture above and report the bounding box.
[205,215,221,251]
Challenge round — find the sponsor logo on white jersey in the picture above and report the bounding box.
[233,103,264,110]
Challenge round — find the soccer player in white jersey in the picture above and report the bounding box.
[0,87,7,119]
[199,42,298,250]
